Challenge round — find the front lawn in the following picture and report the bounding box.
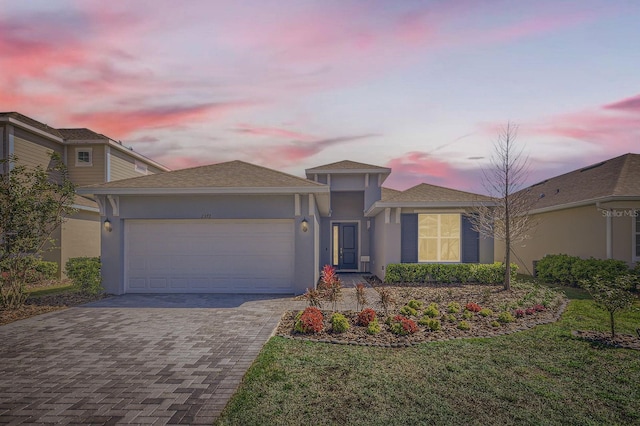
[216,297,640,425]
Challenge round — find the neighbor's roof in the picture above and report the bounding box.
[78,160,327,193]
[523,153,640,212]
[381,187,402,201]
[385,183,493,203]
[72,195,99,211]
[0,112,63,138]
[306,160,391,173]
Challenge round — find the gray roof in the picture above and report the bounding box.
[58,128,108,140]
[306,160,391,173]
[82,160,326,190]
[385,183,492,203]
[524,153,640,210]
[381,187,402,201]
[0,112,62,138]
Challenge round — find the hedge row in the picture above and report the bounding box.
[535,254,632,287]
[25,260,58,283]
[65,257,103,295]
[384,262,518,285]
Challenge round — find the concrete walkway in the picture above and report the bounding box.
[0,294,306,425]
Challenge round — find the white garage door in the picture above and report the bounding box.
[125,219,295,293]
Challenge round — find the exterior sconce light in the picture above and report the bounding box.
[301,218,309,233]
[104,218,112,233]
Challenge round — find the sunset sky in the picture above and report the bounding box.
[2,0,639,192]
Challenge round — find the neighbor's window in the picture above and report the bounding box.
[75,148,92,166]
[134,160,148,174]
[418,214,461,262]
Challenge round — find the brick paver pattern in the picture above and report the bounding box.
[0,294,307,425]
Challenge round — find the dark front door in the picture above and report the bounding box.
[333,223,358,270]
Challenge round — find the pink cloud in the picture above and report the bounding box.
[603,94,640,112]
[69,102,254,138]
[233,124,317,142]
[384,151,482,192]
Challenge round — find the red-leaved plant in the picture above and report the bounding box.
[533,304,546,312]
[319,264,342,311]
[294,307,324,333]
[465,302,482,312]
[389,315,418,335]
[514,309,525,318]
[355,283,368,311]
[525,308,536,315]
[357,308,377,326]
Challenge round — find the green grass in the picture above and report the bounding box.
[216,299,640,426]
[27,283,76,297]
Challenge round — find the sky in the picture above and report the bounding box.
[1,0,639,193]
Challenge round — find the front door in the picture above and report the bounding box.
[332,223,358,270]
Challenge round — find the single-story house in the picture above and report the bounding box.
[78,160,495,294]
[496,153,640,274]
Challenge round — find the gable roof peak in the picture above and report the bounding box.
[305,160,390,173]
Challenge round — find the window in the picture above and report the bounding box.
[75,148,92,166]
[418,214,461,262]
[134,160,148,174]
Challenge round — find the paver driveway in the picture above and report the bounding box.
[0,294,304,425]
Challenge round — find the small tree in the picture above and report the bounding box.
[582,275,637,338]
[319,264,342,311]
[469,122,536,290]
[355,283,367,311]
[0,154,76,308]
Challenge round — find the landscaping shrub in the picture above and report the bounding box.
[424,303,439,318]
[400,305,418,317]
[514,309,525,318]
[536,254,630,287]
[465,302,482,312]
[303,287,323,308]
[384,262,517,285]
[581,274,637,337]
[25,260,58,283]
[366,317,381,334]
[479,308,493,317]
[319,264,342,311]
[355,283,367,311]
[331,313,350,333]
[419,317,441,331]
[491,320,501,328]
[447,302,461,313]
[376,287,395,316]
[457,321,471,330]
[294,307,324,333]
[65,257,102,295]
[462,310,473,320]
[498,311,515,323]
[407,299,423,310]
[389,315,418,335]
[357,308,377,327]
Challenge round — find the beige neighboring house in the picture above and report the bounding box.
[497,153,640,275]
[0,112,169,277]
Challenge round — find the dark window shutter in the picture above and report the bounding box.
[461,215,479,263]
[401,214,418,263]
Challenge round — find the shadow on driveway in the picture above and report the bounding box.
[84,293,299,309]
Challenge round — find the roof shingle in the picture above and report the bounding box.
[385,183,492,203]
[0,112,62,138]
[306,160,390,172]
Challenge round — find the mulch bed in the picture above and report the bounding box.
[278,284,568,347]
[0,292,109,326]
[572,330,640,351]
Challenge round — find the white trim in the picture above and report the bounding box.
[77,186,330,196]
[631,209,640,262]
[329,220,362,272]
[606,212,612,259]
[294,194,301,216]
[384,208,391,224]
[395,208,401,224]
[75,147,93,167]
[105,145,111,182]
[107,195,120,216]
[134,160,148,175]
[95,197,106,215]
[71,203,100,213]
[308,194,316,217]
[0,116,64,143]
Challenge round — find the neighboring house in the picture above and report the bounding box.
[0,112,170,276]
[495,153,640,275]
[78,160,495,295]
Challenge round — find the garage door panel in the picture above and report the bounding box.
[125,219,295,293]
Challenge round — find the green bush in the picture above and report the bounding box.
[419,317,441,331]
[25,260,58,283]
[498,311,515,323]
[457,321,471,330]
[384,262,517,285]
[479,308,493,317]
[400,305,418,317]
[331,313,350,333]
[462,310,473,320]
[491,320,501,328]
[407,299,423,310]
[366,317,381,335]
[65,257,102,295]
[423,303,440,318]
[536,254,630,287]
[447,302,461,313]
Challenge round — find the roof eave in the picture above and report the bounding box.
[305,168,391,175]
[0,116,64,142]
[364,200,496,217]
[77,186,331,196]
[529,195,640,215]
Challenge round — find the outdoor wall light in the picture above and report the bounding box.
[301,218,309,233]
[104,218,112,233]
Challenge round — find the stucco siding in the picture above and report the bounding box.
[330,174,366,191]
[67,144,106,186]
[371,210,401,279]
[498,205,609,274]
